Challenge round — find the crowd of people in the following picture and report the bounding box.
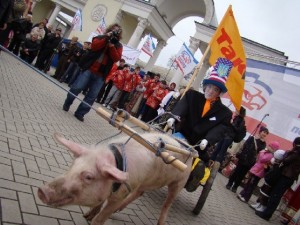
[1,3,299,223]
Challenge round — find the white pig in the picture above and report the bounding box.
[38,132,193,225]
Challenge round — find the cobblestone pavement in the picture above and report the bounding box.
[0,51,283,225]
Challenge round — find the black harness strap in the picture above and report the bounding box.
[109,143,124,192]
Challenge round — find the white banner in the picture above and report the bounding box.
[72,9,82,31]
[175,43,199,75]
[122,44,141,65]
[222,59,300,150]
[141,34,155,57]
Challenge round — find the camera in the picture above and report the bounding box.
[109,29,121,44]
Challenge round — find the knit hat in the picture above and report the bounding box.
[203,57,233,93]
[273,149,286,160]
[269,141,280,151]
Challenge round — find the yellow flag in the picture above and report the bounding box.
[209,5,246,110]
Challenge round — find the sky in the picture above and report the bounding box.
[139,0,300,68]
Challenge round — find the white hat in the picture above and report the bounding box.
[273,149,286,160]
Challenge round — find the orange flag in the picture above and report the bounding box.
[209,5,246,111]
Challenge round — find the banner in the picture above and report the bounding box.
[95,17,106,35]
[222,58,300,150]
[141,34,155,57]
[122,44,141,65]
[72,9,82,31]
[175,43,199,75]
[209,5,246,111]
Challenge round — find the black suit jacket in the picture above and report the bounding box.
[172,90,232,146]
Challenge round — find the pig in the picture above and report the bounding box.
[38,132,193,225]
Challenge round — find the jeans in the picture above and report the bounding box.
[63,70,104,118]
[211,138,233,163]
[60,62,79,83]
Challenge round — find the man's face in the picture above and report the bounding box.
[204,84,221,100]
[31,34,38,41]
[154,75,160,81]
[71,37,78,44]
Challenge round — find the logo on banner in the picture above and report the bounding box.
[176,51,192,68]
[243,72,272,110]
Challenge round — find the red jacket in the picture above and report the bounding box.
[112,70,127,90]
[123,72,141,92]
[105,63,118,83]
[89,37,122,76]
[146,86,169,109]
[143,79,160,99]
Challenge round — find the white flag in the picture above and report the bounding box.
[141,34,155,57]
[174,43,198,75]
[72,9,82,31]
[122,44,141,65]
[95,17,106,35]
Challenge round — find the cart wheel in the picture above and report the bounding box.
[192,161,220,215]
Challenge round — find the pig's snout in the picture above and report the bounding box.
[38,186,52,204]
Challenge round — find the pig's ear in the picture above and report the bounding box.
[98,163,129,182]
[54,133,88,157]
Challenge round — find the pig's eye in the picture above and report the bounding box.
[85,175,93,181]
[81,172,95,183]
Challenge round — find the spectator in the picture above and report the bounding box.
[118,66,141,109]
[62,23,123,122]
[237,141,280,203]
[7,13,33,55]
[256,137,300,221]
[0,0,14,31]
[34,27,62,71]
[136,73,160,118]
[104,64,129,110]
[226,126,269,193]
[96,58,126,104]
[19,33,40,63]
[210,106,246,164]
[30,21,46,41]
[141,80,168,122]
[53,36,79,80]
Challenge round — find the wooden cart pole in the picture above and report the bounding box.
[96,107,188,172]
[112,109,198,158]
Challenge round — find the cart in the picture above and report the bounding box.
[96,107,220,215]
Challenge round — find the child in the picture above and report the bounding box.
[250,149,286,211]
[237,141,280,202]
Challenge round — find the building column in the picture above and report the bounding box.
[127,17,150,49]
[144,40,166,72]
[170,36,200,86]
[48,3,61,26]
[114,10,123,24]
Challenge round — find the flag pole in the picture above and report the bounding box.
[181,45,210,98]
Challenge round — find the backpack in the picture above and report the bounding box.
[233,123,247,143]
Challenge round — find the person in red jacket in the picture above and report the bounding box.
[96,58,125,104]
[118,66,141,109]
[141,80,169,122]
[104,64,130,110]
[63,23,123,122]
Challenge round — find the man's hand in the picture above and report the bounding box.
[199,139,208,150]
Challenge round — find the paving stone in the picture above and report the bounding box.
[0,188,17,200]
[23,213,59,225]
[18,192,38,214]
[1,199,22,224]
[0,164,13,180]
[12,160,28,176]
[38,205,72,220]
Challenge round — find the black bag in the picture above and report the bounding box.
[233,123,247,143]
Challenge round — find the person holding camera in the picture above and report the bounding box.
[62,23,123,122]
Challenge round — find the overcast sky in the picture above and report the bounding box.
[139,0,300,68]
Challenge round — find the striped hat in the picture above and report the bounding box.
[203,58,233,93]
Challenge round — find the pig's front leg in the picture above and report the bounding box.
[84,203,103,221]
[91,190,143,225]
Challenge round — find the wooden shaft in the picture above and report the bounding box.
[96,107,188,172]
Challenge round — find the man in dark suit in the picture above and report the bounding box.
[168,61,233,192]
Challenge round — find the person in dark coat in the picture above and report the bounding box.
[8,13,32,55]
[19,33,40,63]
[167,62,233,192]
[256,137,300,221]
[211,106,246,164]
[34,27,62,71]
[0,0,14,30]
[226,126,269,193]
